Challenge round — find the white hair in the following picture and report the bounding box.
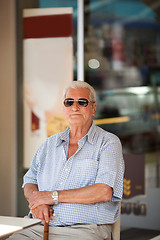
[63,81,96,102]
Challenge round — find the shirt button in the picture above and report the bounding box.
[60,182,63,185]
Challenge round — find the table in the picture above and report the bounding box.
[0,216,41,238]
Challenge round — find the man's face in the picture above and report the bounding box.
[63,87,96,127]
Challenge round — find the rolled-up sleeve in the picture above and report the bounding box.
[22,142,46,188]
[95,136,124,201]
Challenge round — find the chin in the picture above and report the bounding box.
[69,119,82,124]
[70,120,81,124]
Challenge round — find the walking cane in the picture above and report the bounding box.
[44,220,49,240]
[44,209,54,240]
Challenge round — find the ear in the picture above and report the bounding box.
[92,102,97,116]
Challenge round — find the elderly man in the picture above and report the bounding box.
[8,81,124,240]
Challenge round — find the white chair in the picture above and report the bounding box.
[105,202,121,240]
[111,202,121,240]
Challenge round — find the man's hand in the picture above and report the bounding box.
[31,204,54,223]
[28,191,53,210]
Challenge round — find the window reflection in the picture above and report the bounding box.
[93,86,160,153]
[84,1,160,85]
[84,0,160,155]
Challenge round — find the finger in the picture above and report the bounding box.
[30,204,36,210]
[49,208,54,220]
[31,209,37,219]
[43,208,50,222]
[32,206,44,220]
[30,202,40,210]
[32,209,42,220]
[38,211,44,220]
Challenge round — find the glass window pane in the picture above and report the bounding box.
[84,0,160,154]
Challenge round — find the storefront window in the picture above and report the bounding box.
[84,0,159,87]
[84,0,160,230]
[83,0,160,154]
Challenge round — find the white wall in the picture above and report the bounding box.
[0,0,17,216]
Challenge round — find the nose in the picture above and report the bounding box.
[71,100,79,110]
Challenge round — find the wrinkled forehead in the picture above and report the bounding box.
[65,87,90,99]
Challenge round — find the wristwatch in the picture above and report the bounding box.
[51,191,59,205]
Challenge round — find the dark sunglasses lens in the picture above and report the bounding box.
[64,98,89,107]
[64,99,74,107]
[78,98,89,107]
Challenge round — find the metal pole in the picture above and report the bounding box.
[77,0,84,81]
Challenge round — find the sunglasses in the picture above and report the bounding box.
[64,98,94,108]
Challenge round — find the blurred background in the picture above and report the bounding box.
[0,0,160,238]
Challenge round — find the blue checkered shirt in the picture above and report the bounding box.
[23,122,124,226]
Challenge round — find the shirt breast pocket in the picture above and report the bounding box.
[69,158,99,187]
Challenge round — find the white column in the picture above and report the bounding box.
[77,0,84,81]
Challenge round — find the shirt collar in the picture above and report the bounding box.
[56,121,96,146]
[56,127,70,146]
[86,121,96,144]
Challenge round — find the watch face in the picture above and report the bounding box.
[52,191,58,205]
[53,191,58,196]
